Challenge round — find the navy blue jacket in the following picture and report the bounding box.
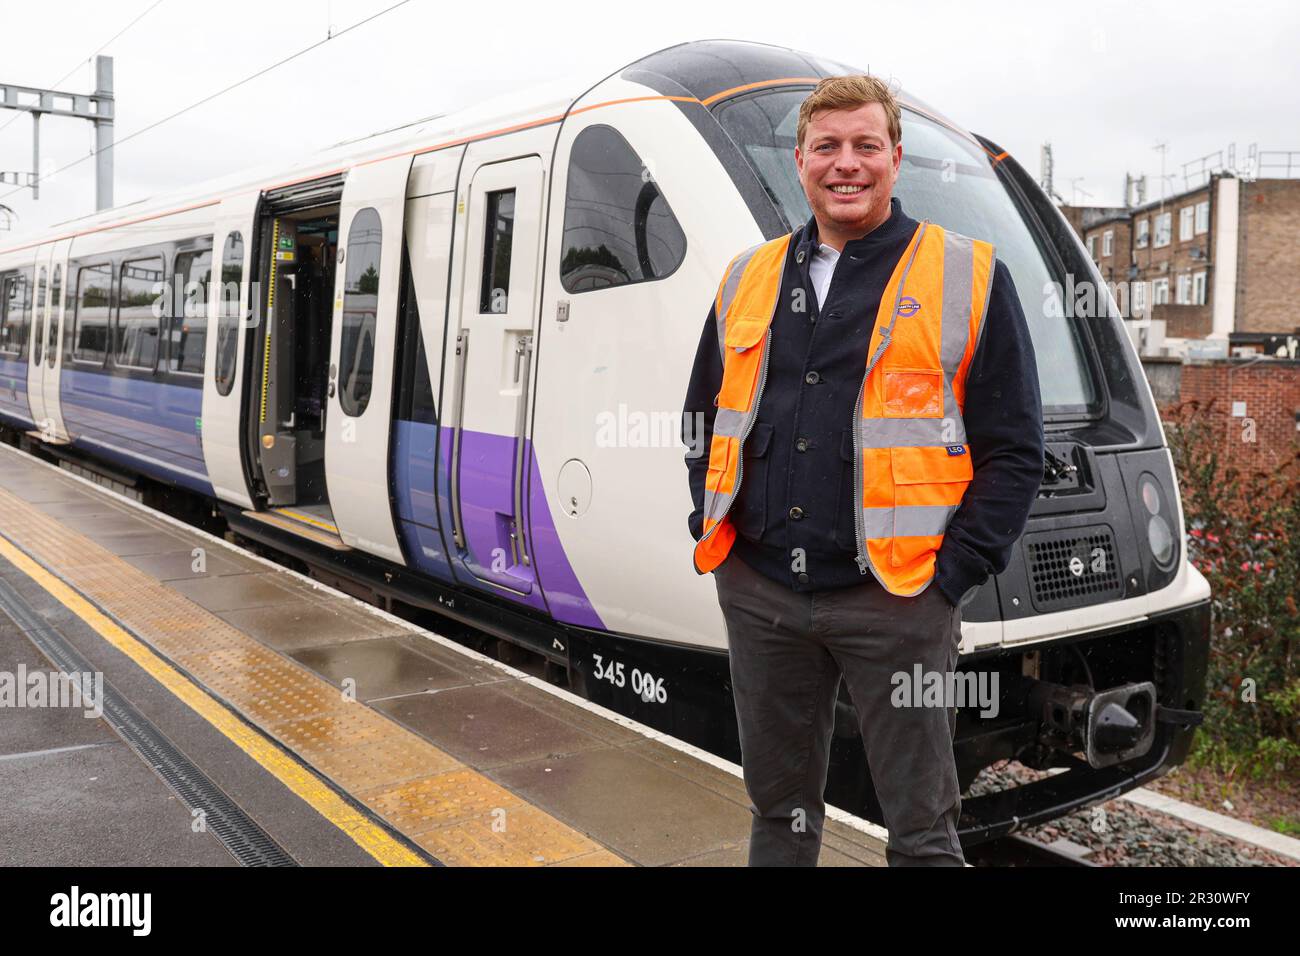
[682,197,1045,607]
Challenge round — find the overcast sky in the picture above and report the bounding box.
[2,0,1297,238]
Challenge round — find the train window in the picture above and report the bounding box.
[714,91,1098,413]
[215,232,244,396]
[478,189,514,313]
[114,257,163,371]
[560,124,686,293]
[340,208,380,416]
[396,243,435,425]
[33,267,47,365]
[0,273,26,356]
[48,265,62,367]
[170,247,212,375]
[73,264,112,365]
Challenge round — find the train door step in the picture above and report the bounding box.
[24,430,71,446]
[241,506,351,551]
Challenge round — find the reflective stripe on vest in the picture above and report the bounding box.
[692,220,995,598]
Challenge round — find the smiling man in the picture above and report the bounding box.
[682,75,1044,866]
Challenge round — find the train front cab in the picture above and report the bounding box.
[664,74,1213,841]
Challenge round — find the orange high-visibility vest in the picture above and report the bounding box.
[692,220,995,597]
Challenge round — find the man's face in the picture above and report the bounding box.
[795,102,902,246]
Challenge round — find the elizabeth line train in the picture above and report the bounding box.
[0,40,1210,843]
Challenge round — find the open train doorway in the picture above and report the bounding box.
[246,182,344,545]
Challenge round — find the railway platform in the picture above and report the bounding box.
[0,443,888,867]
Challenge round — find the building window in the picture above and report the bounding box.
[1135,218,1149,249]
[1195,200,1209,235]
[1086,235,1096,259]
[1102,230,1113,257]
[340,207,381,417]
[73,263,113,364]
[560,124,687,293]
[214,232,244,397]
[1176,273,1192,305]
[1192,270,1207,305]
[479,189,514,313]
[1179,206,1194,242]
[169,247,211,375]
[1154,212,1171,248]
[1153,277,1169,305]
[1132,279,1147,315]
[114,257,163,370]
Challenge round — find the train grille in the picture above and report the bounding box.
[1023,526,1123,611]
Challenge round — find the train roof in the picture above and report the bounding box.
[3,39,979,254]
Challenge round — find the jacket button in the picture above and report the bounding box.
[796,249,806,263]
[797,572,809,584]
[788,506,804,520]
[804,371,820,385]
[795,438,808,452]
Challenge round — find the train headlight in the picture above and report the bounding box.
[1139,472,1176,569]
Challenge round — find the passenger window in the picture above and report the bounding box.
[397,244,435,424]
[0,274,24,356]
[340,208,380,416]
[560,124,686,293]
[115,257,163,370]
[33,267,47,365]
[48,265,62,367]
[478,189,514,313]
[170,247,212,375]
[214,232,244,396]
[74,264,112,365]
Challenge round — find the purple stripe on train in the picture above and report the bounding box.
[60,367,212,496]
[392,420,605,631]
[0,356,33,427]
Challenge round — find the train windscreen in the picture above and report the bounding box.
[714,91,1098,413]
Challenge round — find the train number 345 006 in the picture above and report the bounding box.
[591,653,668,704]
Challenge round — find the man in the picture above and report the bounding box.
[681,75,1044,867]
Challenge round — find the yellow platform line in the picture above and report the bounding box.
[0,532,426,867]
[0,480,625,866]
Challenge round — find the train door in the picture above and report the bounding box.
[26,249,51,435]
[201,190,258,507]
[445,152,545,597]
[321,157,411,563]
[29,238,72,443]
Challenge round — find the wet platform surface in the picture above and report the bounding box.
[0,444,888,866]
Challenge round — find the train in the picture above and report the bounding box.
[0,39,1211,844]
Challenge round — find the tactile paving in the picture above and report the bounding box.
[0,481,621,866]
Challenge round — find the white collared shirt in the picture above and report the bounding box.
[808,241,840,311]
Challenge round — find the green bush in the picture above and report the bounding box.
[1162,397,1299,781]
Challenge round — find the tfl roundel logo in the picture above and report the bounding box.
[897,296,922,317]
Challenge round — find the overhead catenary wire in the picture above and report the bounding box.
[0,0,169,138]
[0,0,416,205]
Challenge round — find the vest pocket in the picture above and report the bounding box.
[888,445,973,567]
[836,428,859,550]
[733,421,774,540]
[883,367,944,418]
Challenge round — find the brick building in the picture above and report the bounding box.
[1062,171,1300,358]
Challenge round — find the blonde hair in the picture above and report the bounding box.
[797,75,902,150]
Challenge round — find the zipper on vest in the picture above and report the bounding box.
[852,321,907,575]
[850,221,929,578]
[851,370,869,575]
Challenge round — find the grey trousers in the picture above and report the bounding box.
[713,551,965,867]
